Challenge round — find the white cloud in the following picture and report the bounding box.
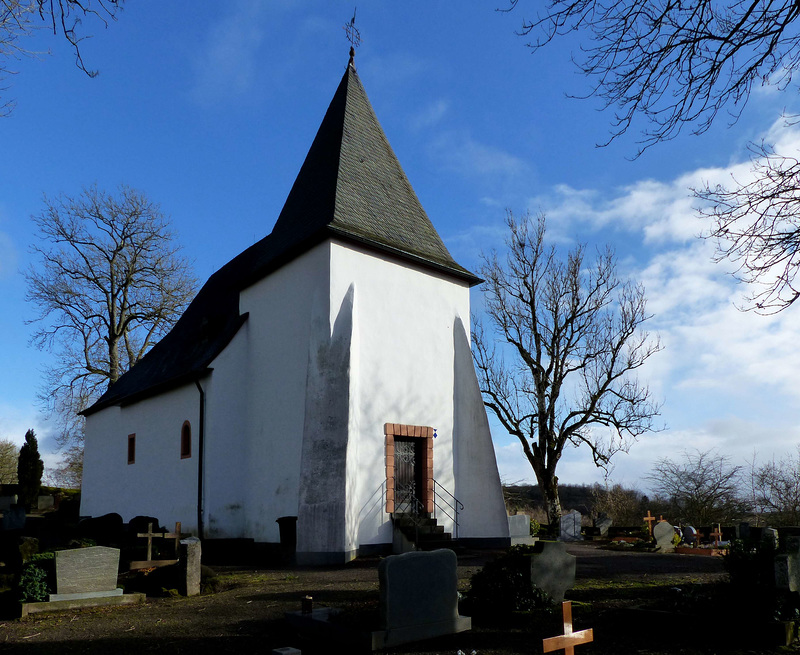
[410,99,449,131]
[430,130,530,179]
[190,2,269,104]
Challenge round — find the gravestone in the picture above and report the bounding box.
[560,510,582,542]
[763,527,779,549]
[1,505,26,531]
[37,495,55,511]
[653,521,675,552]
[683,525,698,546]
[596,517,613,537]
[0,495,18,512]
[180,537,202,597]
[50,546,122,601]
[530,541,576,603]
[508,514,535,546]
[738,522,751,541]
[774,551,800,592]
[372,549,471,649]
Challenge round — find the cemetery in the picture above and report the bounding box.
[2,491,800,653]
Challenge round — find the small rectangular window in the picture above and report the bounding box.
[127,434,136,465]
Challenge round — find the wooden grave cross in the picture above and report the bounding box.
[644,510,656,536]
[710,524,723,546]
[131,521,183,570]
[543,601,594,655]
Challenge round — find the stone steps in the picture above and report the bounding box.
[392,512,453,550]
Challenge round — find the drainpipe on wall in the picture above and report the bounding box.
[195,379,206,540]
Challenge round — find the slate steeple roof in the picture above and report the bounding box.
[84,61,478,414]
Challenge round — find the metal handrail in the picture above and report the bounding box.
[433,479,464,539]
[386,478,464,541]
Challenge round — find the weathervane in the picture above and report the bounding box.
[344,8,361,65]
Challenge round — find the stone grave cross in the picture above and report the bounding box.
[543,601,594,655]
[643,511,657,536]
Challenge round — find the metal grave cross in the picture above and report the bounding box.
[543,601,594,655]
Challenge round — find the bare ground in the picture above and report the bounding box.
[0,542,794,654]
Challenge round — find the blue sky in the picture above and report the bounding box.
[2,2,799,492]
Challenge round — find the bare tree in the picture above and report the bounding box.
[749,447,800,526]
[25,184,197,482]
[0,438,18,484]
[1,1,122,115]
[590,482,646,526]
[695,142,800,313]
[645,449,748,525]
[473,211,662,527]
[507,0,800,152]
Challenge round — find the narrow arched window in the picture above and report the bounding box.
[180,421,191,459]
[127,434,136,465]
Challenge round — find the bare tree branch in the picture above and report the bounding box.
[474,211,662,526]
[505,0,800,154]
[696,141,800,313]
[0,0,122,115]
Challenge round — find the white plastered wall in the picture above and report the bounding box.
[81,383,201,531]
[329,240,482,547]
[235,242,330,543]
[201,321,249,538]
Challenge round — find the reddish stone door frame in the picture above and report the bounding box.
[384,423,434,514]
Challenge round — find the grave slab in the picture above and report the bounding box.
[22,592,145,617]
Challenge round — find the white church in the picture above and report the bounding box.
[80,55,510,564]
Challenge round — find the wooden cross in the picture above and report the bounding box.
[543,601,594,655]
[138,522,160,561]
[710,524,722,546]
[131,521,183,570]
[644,510,656,536]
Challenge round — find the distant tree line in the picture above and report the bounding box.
[504,449,800,528]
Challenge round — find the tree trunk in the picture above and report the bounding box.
[537,472,562,533]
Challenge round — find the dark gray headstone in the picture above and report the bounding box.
[653,521,675,552]
[683,525,698,546]
[0,495,18,512]
[1,505,26,531]
[51,546,121,601]
[560,510,582,542]
[529,541,576,603]
[374,549,470,648]
[738,522,751,541]
[37,496,54,511]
